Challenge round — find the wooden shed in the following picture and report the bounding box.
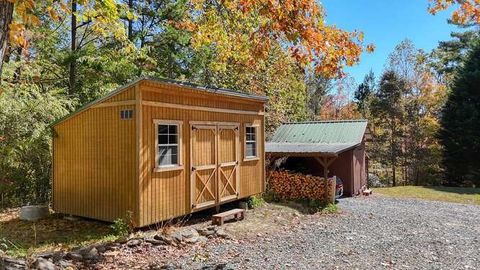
[52,77,266,227]
[266,120,368,197]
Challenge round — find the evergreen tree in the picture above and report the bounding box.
[439,41,480,186]
[354,70,376,118]
[371,70,408,186]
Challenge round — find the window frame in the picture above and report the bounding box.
[244,123,260,161]
[154,120,183,172]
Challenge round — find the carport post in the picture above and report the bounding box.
[314,156,336,180]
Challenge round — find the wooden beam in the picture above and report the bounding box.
[92,100,136,108]
[142,100,264,115]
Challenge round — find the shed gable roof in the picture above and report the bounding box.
[266,120,368,155]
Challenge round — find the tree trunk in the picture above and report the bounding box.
[0,0,14,82]
[12,46,22,83]
[127,0,134,41]
[69,0,77,95]
[392,163,396,187]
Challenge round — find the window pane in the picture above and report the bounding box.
[171,154,178,165]
[169,125,177,134]
[158,146,179,166]
[170,146,178,155]
[159,153,171,166]
[159,134,168,144]
[169,135,177,144]
[246,142,256,157]
[158,125,168,134]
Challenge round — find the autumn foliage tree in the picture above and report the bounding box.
[429,0,480,24]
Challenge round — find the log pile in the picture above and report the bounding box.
[268,170,333,202]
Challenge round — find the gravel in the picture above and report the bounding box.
[173,196,480,269]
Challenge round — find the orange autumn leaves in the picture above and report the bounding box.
[186,0,374,78]
[429,0,480,24]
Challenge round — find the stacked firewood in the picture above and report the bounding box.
[268,170,330,201]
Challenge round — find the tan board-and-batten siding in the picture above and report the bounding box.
[53,78,266,227]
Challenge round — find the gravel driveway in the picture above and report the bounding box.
[87,195,480,269]
[172,195,480,270]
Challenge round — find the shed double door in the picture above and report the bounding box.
[190,123,240,210]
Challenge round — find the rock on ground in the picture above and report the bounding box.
[88,196,480,269]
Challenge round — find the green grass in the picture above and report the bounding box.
[0,210,117,257]
[374,186,480,205]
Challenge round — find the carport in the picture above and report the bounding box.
[266,120,368,197]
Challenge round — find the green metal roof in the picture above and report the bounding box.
[266,120,368,155]
[270,120,368,144]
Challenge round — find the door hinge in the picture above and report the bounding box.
[192,166,196,171]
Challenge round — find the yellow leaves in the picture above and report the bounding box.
[182,0,373,78]
[429,0,480,24]
[8,22,27,48]
[366,44,375,53]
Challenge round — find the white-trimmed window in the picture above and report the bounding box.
[155,120,182,170]
[245,125,258,159]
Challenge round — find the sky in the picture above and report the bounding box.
[322,0,458,84]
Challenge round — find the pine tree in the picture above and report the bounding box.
[371,70,407,186]
[354,70,376,118]
[439,41,480,186]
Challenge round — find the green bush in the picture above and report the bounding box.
[110,211,135,236]
[247,195,265,209]
[111,218,129,237]
[0,86,71,208]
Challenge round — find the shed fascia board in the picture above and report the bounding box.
[51,77,267,127]
[265,142,360,155]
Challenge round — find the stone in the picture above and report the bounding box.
[36,252,55,259]
[197,228,215,237]
[33,257,56,270]
[126,239,142,247]
[154,234,173,245]
[58,260,75,269]
[158,263,176,270]
[197,236,208,243]
[184,236,199,244]
[2,258,26,270]
[66,252,83,261]
[181,229,199,239]
[83,247,100,261]
[238,201,249,210]
[215,228,231,239]
[171,233,183,243]
[94,244,107,253]
[145,238,164,245]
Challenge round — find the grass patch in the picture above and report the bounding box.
[0,209,116,257]
[374,186,480,205]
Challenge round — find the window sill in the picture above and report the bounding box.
[243,157,260,162]
[153,165,184,173]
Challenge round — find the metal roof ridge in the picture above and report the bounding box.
[144,76,268,101]
[282,119,368,125]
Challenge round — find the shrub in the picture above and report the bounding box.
[111,218,129,237]
[110,211,134,236]
[247,195,265,208]
[0,86,72,208]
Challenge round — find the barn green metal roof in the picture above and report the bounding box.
[266,120,368,155]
